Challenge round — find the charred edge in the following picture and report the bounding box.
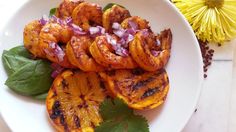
[90,122,96,128]
[114,81,132,102]
[60,114,68,132]
[160,29,172,50]
[52,87,57,97]
[50,101,61,119]
[154,69,165,76]
[141,87,160,99]
[77,99,88,109]
[131,68,145,75]
[132,77,155,91]
[74,115,81,128]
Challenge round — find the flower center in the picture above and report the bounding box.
[205,0,224,8]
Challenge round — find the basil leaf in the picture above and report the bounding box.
[103,3,126,11]
[2,46,53,98]
[33,93,48,100]
[49,8,57,17]
[2,46,32,75]
[8,46,31,58]
[5,60,53,96]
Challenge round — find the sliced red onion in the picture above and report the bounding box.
[151,50,161,57]
[126,34,134,43]
[106,34,117,46]
[89,26,106,37]
[106,34,112,44]
[44,49,54,57]
[45,42,65,62]
[49,42,56,49]
[141,29,149,37]
[56,50,65,62]
[111,22,137,49]
[70,24,82,31]
[110,39,117,46]
[65,17,73,25]
[70,24,87,35]
[112,22,121,30]
[50,15,108,36]
[128,20,138,30]
[51,70,60,78]
[115,47,129,57]
[101,27,106,34]
[105,33,130,57]
[51,63,64,78]
[51,15,64,25]
[121,48,129,57]
[126,28,136,35]
[113,29,125,38]
[74,30,87,35]
[97,26,106,35]
[156,39,161,46]
[51,62,61,69]
[42,27,50,33]
[118,38,126,47]
[39,15,48,26]
[89,27,100,35]
[112,45,118,51]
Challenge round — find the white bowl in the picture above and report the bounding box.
[0,0,203,132]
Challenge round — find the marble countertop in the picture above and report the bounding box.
[0,0,236,132]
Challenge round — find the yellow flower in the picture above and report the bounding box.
[172,0,236,44]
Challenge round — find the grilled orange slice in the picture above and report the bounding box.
[46,70,107,132]
[99,69,169,110]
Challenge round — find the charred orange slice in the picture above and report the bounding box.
[99,69,169,110]
[46,70,107,132]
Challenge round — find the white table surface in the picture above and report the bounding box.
[0,0,236,132]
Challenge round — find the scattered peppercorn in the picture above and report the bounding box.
[198,40,214,78]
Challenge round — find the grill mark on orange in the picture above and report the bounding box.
[60,114,68,132]
[141,87,159,99]
[50,100,61,119]
[132,77,155,91]
[73,115,81,128]
[51,86,58,97]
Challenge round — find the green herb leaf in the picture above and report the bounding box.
[49,7,57,17]
[95,98,149,132]
[5,60,53,96]
[33,93,48,100]
[103,3,126,11]
[2,46,32,75]
[2,46,53,97]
